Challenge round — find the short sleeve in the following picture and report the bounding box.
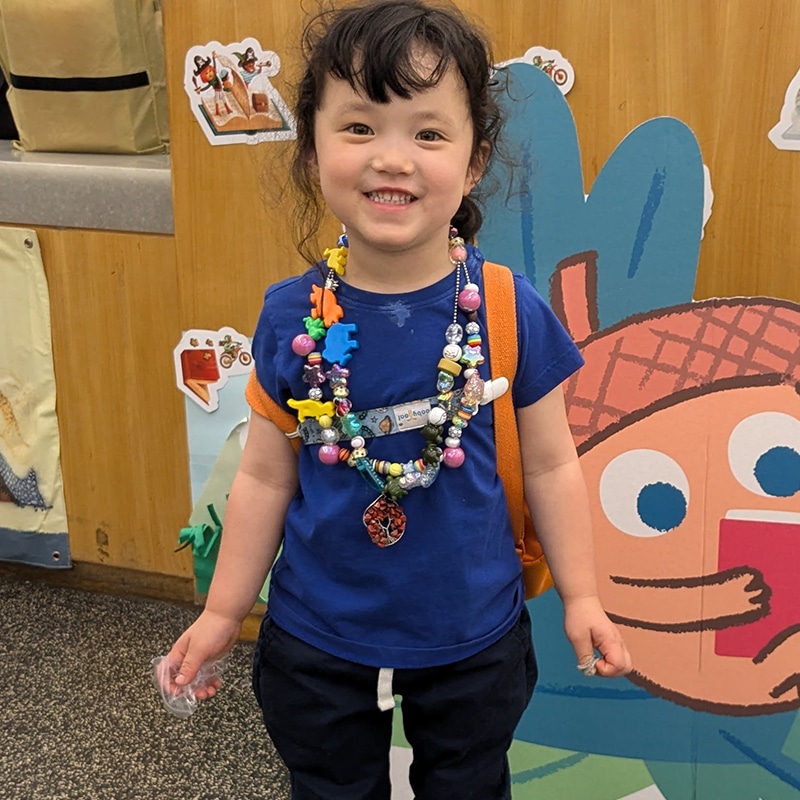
[512,272,584,408]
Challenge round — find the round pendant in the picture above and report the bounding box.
[363,495,407,547]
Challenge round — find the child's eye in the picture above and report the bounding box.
[346,123,373,136]
[417,130,443,142]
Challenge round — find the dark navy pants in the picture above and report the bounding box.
[252,606,537,799]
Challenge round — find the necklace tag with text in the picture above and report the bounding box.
[393,400,432,431]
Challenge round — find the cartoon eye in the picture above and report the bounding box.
[599,449,690,537]
[728,412,800,498]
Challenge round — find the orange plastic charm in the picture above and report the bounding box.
[309,284,344,328]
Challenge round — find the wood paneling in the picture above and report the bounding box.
[163,0,800,322]
[34,227,193,577]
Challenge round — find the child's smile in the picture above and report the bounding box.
[312,53,481,286]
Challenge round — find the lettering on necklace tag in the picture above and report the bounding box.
[393,400,432,431]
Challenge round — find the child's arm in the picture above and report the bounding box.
[517,385,632,678]
[165,411,299,698]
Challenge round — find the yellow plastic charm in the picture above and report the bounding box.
[323,246,348,275]
[287,398,335,422]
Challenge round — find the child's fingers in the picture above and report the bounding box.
[596,640,633,677]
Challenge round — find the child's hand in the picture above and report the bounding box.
[562,595,632,678]
[164,610,241,700]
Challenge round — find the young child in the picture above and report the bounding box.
[166,1,631,797]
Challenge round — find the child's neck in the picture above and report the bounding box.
[340,238,457,294]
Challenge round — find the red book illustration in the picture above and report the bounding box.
[180,349,220,405]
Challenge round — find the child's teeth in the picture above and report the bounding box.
[370,192,412,204]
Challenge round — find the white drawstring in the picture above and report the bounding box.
[377,667,395,711]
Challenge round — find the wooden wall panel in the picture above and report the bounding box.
[33,227,192,577]
[163,0,800,330]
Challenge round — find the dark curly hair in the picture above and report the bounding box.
[290,0,503,264]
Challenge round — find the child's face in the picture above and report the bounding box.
[311,53,481,261]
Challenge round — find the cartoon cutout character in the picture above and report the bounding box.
[234,46,281,116]
[184,38,297,145]
[555,251,800,716]
[192,53,233,117]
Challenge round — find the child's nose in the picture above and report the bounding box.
[370,143,414,175]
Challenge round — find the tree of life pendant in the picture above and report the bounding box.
[363,495,407,547]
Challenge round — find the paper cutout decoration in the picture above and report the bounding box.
[177,502,222,595]
[173,327,252,411]
[184,37,296,145]
[497,46,575,95]
[0,228,70,567]
[768,67,800,150]
[477,62,800,799]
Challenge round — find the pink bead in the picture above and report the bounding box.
[450,244,468,263]
[442,446,465,468]
[318,444,341,465]
[292,334,316,356]
[458,288,481,312]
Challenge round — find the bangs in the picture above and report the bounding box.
[330,41,450,103]
[314,5,462,102]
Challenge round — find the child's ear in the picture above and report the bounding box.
[464,142,491,195]
[308,151,320,182]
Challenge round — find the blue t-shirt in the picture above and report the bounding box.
[249,246,584,668]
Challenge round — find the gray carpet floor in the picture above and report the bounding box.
[1,575,291,800]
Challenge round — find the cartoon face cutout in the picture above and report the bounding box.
[582,383,800,714]
[199,64,216,84]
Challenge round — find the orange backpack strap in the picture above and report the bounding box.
[245,370,302,454]
[483,261,554,599]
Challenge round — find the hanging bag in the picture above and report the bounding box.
[0,0,169,154]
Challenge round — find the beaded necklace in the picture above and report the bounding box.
[289,228,486,547]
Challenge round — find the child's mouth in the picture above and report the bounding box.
[366,191,417,205]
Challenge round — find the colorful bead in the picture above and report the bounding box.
[292,333,316,356]
[335,398,353,416]
[416,465,438,488]
[445,323,463,344]
[350,436,365,449]
[303,362,326,388]
[437,371,455,393]
[448,233,468,266]
[463,372,484,406]
[458,284,481,312]
[437,358,462,376]
[389,463,403,477]
[427,407,447,426]
[442,343,462,361]
[341,413,362,437]
[321,428,340,444]
[319,444,341,465]
[327,364,350,386]
[443,447,465,468]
